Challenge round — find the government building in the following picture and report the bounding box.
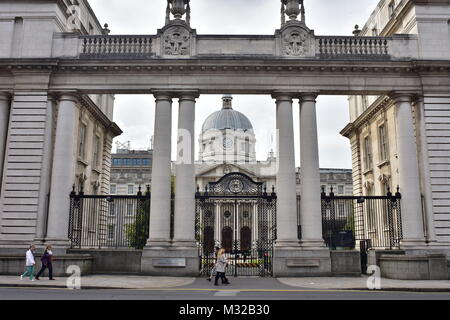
[0,0,449,280]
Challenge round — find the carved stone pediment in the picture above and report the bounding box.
[162,25,191,57]
[278,24,314,58]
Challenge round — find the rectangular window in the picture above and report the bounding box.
[363,136,373,171]
[93,135,101,168]
[378,124,389,162]
[110,184,116,194]
[338,185,344,195]
[388,1,395,17]
[78,123,87,159]
[128,185,134,195]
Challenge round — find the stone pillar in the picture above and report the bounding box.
[273,94,299,246]
[272,93,331,277]
[0,93,11,187]
[414,96,436,243]
[173,92,198,248]
[146,93,173,247]
[299,93,326,248]
[392,93,427,249]
[46,94,79,251]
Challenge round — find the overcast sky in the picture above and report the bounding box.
[88,0,380,169]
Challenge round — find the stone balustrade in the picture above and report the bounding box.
[316,36,390,58]
[80,35,153,59]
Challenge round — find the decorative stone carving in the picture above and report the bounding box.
[163,26,190,56]
[280,26,313,57]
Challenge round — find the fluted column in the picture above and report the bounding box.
[0,93,11,188]
[173,92,198,247]
[299,93,326,248]
[392,93,426,248]
[147,93,173,247]
[273,94,299,246]
[46,94,79,248]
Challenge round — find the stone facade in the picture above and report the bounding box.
[0,1,121,251]
[0,0,448,276]
[110,148,153,195]
[343,0,450,250]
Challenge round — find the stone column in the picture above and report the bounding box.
[146,93,173,247]
[392,93,427,248]
[273,94,299,246]
[414,96,436,243]
[0,93,11,187]
[173,92,198,248]
[299,93,326,248]
[46,94,79,250]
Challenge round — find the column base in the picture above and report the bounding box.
[141,246,199,276]
[145,238,172,248]
[300,239,328,250]
[273,246,331,277]
[400,238,429,252]
[171,239,197,249]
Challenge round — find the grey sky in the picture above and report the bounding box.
[88,0,380,168]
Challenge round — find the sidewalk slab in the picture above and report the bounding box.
[0,275,195,290]
[278,276,450,291]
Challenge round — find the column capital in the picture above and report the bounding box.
[153,91,174,102]
[58,93,80,103]
[299,93,319,102]
[272,92,294,102]
[389,92,415,104]
[0,92,11,101]
[178,91,200,101]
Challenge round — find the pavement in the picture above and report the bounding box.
[1,274,450,292]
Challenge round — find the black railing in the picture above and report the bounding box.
[68,186,151,249]
[319,188,403,250]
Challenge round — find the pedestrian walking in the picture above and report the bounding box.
[214,248,230,286]
[20,245,36,281]
[207,247,220,282]
[35,245,55,280]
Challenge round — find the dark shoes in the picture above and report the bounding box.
[207,278,211,282]
[35,278,40,280]
[49,278,55,280]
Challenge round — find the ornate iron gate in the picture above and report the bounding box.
[195,173,276,277]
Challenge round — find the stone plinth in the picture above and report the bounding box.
[0,254,92,276]
[330,250,361,277]
[141,247,199,276]
[273,246,331,277]
[379,254,448,280]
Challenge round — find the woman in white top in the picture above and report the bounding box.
[214,248,230,286]
[20,245,36,281]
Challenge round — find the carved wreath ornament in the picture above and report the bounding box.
[283,29,308,56]
[164,27,190,56]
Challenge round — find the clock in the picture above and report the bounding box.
[223,137,233,149]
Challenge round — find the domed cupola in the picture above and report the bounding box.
[199,95,256,163]
[202,95,254,133]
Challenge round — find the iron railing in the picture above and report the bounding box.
[68,186,151,249]
[319,188,403,250]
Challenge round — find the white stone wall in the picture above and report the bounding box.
[422,94,450,243]
[0,92,51,245]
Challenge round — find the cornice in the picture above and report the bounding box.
[0,59,449,76]
[78,94,123,137]
[340,96,393,138]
